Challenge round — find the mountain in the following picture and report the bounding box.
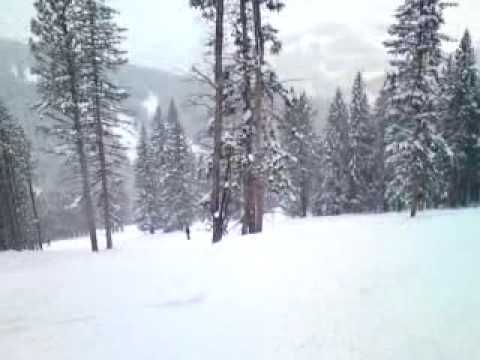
[0,38,205,140]
[0,37,206,196]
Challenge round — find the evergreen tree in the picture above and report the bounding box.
[281,91,316,217]
[314,89,350,215]
[372,74,397,212]
[222,0,287,234]
[97,135,130,233]
[134,124,156,234]
[30,0,98,251]
[148,105,168,230]
[161,100,196,232]
[247,0,286,234]
[441,29,480,206]
[81,0,129,249]
[0,100,37,251]
[384,0,456,217]
[347,72,376,212]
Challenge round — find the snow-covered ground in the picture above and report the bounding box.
[1,209,480,360]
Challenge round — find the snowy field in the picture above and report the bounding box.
[1,209,480,360]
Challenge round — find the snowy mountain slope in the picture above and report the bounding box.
[0,38,204,137]
[1,208,480,360]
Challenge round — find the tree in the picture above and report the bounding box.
[347,72,376,212]
[384,0,456,217]
[372,74,396,212]
[81,0,129,249]
[148,105,167,230]
[248,0,285,233]
[134,124,156,234]
[441,29,480,206]
[161,100,196,232]
[191,0,288,239]
[225,0,286,234]
[190,0,226,243]
[281,91,316,217]
[30,0,98,251]
[0,100,37,251]
[313,89,350,216]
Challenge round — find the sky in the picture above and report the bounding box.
[1,0,480,96]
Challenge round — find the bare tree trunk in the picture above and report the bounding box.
[88,0,113,250]
[252,0,264,233]
[211,0,225,243]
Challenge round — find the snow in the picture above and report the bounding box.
[2,209,480,360]
[141,92,159,120]
[23,67,39,83]
[65,195,82,210]
[243,109,252,122]
[10,65,19,79]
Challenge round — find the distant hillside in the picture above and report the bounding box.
[0,38,205,140]
[0,38,205,193]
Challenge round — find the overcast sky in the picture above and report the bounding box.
[1,0,480,96]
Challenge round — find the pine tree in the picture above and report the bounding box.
[134,124,156,234]
[0,100,37,251]
[148,105,168,230]
[314,89,350,215]
[99,135,130,233]
[372,74,396,212]
[30,0,98,251]
[81,0,129,249]
[161,100,196,232]
[224,0,287,234]
[384,0,456,217]
[441,29,480,206]
[347,72,376,212]
[281,91,316,217]
[248,0,286,234]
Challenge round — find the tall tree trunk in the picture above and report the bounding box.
[252,0,264,233]
[88,0,113,250]
[211,0,225,243]
[240,0,254,236]
[67,55,98,252]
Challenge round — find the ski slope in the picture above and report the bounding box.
[1,209,480,360]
